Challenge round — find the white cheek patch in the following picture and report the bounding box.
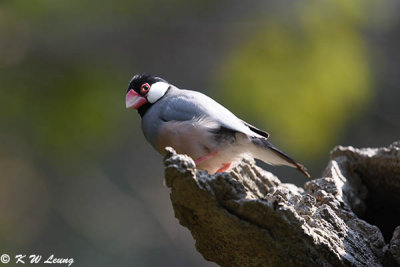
[147,82,170,103]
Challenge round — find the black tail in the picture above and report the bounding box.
[251,138,311,178]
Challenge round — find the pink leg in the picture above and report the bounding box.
[195,150,219,165]
[215,162,232,173]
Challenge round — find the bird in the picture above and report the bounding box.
[125,74,310,177]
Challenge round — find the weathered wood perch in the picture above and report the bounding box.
[163,141,400,267]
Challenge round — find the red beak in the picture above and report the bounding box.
[126,89,147,109]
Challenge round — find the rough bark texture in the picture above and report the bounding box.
[163,141,400,267]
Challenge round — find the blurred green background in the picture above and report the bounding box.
[1,0,399,266]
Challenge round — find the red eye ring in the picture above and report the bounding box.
[140,83,151,95]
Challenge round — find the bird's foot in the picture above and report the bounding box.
[195,150,219,165]
[215,163,231,173]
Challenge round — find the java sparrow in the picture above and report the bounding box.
[126,74,310,177]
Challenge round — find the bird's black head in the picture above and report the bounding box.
[125,74,170,116]
[127,74,168,94]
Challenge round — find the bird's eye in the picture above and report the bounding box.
[140,83,151,95]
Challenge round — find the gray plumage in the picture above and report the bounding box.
[127,75,310,177]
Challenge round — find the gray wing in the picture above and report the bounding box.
[159,88,261,138]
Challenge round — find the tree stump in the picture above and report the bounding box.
[163,141,400,266]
